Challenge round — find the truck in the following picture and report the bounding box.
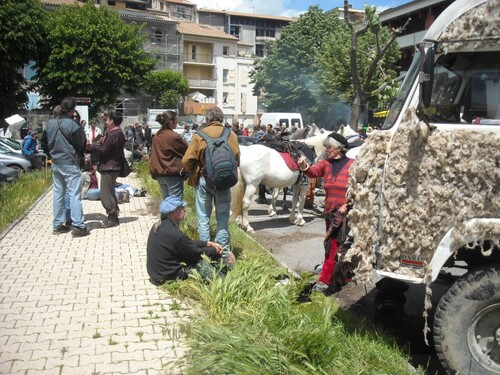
[342,0,500,373]
[146,108,183,136]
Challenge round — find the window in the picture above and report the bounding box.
[223,69,229,83]
[191,45,196,61]
[255,44,264,58]
[108,1,115,5]
[154,29,163,43]
[230,25,240,39]
[223,46,229,56]
[223,92,228,104]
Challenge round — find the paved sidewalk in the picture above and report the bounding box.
[0,174,191,375]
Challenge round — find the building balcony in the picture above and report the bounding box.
[188,78,216,89]
[255,36,276,43]
[183,53,214,65]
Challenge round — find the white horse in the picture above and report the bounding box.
[230,144,311,233]
[299,125,361,160]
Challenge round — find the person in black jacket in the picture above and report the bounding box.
[146,196,225,285]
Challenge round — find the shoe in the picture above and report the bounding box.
[312,281,329,293]
[100,213,119,228]
[53,225,71,235]
[71,226,89,237]
[100,220,118,228]
[122,190,130,203]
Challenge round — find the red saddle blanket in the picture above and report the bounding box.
[278,151,299,171]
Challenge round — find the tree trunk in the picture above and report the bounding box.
[349,96,362,131]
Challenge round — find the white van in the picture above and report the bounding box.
[147,108,184,135]
[259,112,303,130]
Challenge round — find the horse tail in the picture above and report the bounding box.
[230,167,246,221]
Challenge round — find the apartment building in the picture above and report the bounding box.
[380,0,455,71]
[176,22,257,125]
[197,9,294,59]
[150,0,197,21]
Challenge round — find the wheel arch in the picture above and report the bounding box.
[428,218,500,282]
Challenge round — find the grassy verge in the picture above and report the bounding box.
[136,161,420,374]
[0,170,52,233]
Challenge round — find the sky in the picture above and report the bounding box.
[189,0,409,17]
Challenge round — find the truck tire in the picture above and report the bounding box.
[433,263,500,374]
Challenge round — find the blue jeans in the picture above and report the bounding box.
[157,175,184,200]
[52,163,85,229]
[195,177,231,251]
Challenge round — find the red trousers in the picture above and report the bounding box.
[318,235,339,285]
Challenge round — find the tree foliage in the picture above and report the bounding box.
[251,5,401,128]
[143,70,189,109]
[326,3,402,127]
[34,1,156,112]
[0,0,46,124]
[251,6,342,126]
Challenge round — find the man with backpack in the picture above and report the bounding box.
[182,106,240,253]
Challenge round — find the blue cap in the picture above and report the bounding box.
[159,196,187,215]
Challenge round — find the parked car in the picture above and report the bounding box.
[0,144,33,172]
[0,162,20,184]
[0,137,48,165]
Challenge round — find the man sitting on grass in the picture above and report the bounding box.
[147,196,233,286]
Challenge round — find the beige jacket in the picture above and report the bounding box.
[181,122,240,187]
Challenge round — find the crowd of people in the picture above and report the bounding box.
[16,97,356,294]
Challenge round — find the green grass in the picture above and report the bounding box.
[135,161,421,375]
[0,170,52,233]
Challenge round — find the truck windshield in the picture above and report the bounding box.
[382,51,421,130]
[422,51,500,124]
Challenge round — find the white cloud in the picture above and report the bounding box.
[190,0,303,17]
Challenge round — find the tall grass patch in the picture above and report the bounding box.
[0,170,52,232]
[136,161,418,374]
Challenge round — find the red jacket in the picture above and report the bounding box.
[303,156,354,214]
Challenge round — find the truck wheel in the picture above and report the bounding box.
[433,263,500,374]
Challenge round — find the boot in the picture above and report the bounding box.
[100,212,119,228]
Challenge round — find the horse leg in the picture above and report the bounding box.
[288,185,298,224]
[268,188,279,217]
[242,184,256,233]
[282,187,289,212]
[294,184,308,226]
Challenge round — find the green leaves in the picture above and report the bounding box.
[0,0,46,120]
[142,70,189,108]
[251,5,401,128]
[35,1,156,112]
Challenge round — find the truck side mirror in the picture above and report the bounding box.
[421,46,435,108]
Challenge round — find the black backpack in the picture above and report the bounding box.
[197,127,238,191]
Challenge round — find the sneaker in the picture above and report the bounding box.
[312,281,329,293]
[53,225,71,235]
[71,226,89,237]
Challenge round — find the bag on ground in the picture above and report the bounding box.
[197,127,238,191]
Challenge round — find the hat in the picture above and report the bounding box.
[328,132,349,149]
[159,196,187,215]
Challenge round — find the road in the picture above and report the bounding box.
[245,191,447,374]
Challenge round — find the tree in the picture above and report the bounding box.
[0,0,46,125]
[34,1,156,113]
[332,1,406,128]
[251,7,342,126]
[143,70,189,110]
